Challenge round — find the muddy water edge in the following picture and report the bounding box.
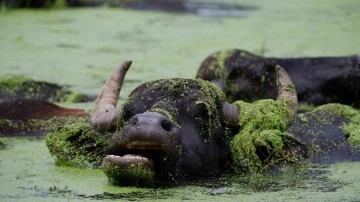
[1,0,360,201]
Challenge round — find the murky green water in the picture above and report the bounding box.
[1,137,360,201]
[1,0,360,201]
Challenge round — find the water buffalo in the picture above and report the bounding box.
[85,60,359,185]
[196,49,360,107]
[1,0,55,8]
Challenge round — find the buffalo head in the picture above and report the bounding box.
[90,60,297,185]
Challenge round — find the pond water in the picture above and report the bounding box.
[1,0,360,201]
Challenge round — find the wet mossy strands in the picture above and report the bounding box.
[230,99,294,173]
[102,160,155,186]
[46,123,109,169]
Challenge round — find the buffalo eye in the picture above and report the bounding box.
[193,102,210,122]
[120,108,133,122]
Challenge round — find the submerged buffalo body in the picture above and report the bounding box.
[196,49,360,107]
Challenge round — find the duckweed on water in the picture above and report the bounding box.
[46,123,109,168]
[0,116,89,136]
[0,76,91,103]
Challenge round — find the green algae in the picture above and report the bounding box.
[314,104,360,145]
[0,0,359,200]
[297,103,317,113]
[0,76,90,103]
[1,138,360,201]
[0,116,89,136]
[230,99,297,173]
[61,92,90,103]
[102,161,155,187]
[46,123,109,168]
[0,139,5,149]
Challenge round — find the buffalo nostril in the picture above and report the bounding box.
[161,119,174,132]
[130,117,138,126]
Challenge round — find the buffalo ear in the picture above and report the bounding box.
[210,80,225,92]
[221,101,239,128]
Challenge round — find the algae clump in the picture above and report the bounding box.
[230,99,297,173]
[102,160,155,187]
[46,123,109,169]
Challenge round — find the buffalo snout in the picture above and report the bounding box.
[129,112,176,133]
[119,112,180,152]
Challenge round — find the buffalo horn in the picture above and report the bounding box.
[91,60,132,132]
[275,65,298,123]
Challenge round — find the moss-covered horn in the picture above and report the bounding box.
[275,65,298,124]
[91,60,132,132]
[222,101,239,128]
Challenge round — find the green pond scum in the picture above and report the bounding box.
[0,76,91,103]
[0,115,89,136]
[1,0,360,200]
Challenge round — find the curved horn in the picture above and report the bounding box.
[91,60,132,132]
[275,65,298,123]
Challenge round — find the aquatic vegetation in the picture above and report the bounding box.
[46,123,109,168]
[102,158,155,186]
[0,139,5,149]
[230,99,299,173]
[0,116,89,136]
[1,0,360,200]
[0,76,92,103]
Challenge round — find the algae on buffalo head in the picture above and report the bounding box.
[46,123,109,168]
[230,99,304,173]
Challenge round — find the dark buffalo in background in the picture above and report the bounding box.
[196,49,360,107]
[0,0,55,8]
[1,0,185,9]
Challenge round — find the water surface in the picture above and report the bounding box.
[0,0,360,201]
